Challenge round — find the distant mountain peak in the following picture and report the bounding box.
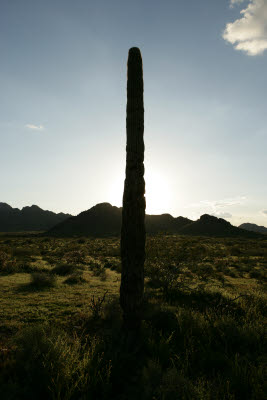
[200,214,214,221]
[200,214,230,226]
[22,204,42,211]
[31,204,41,209]
[92,202,113,209]
[239,223,267,235]
[0,202,12,211]
[178,213,260,238]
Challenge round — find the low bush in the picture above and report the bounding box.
[76,238,86,244]
[30,272,57,289]
[64,272,86,285]
[146,261,192,302]
[105,259,121,273]
[63,250,85,265]
[89,260,107,280]
[51,263,77,276]
[0,251,18,274]
[12,246,40,260]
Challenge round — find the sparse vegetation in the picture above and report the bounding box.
[0,233,266,399]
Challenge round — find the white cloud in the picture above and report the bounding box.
[211,212,232,219]
[262,209,267,215]
[223,0,267,55]
[25,124,44,131]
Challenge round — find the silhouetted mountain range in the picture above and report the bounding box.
[47,203,193,237]
[239,223,267,235]
[0,203,71,232]
[47,203,262,238]
[1,202,264,237]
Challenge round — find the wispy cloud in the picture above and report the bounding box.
[223,0,267,56]
[202,196,247,209]
[186,196,246,220]
[25,124,44,131]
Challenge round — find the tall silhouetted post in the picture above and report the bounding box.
[120,47,146,330]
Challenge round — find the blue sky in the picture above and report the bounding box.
[0,0,266,226]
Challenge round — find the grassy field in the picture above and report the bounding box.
[0,234,266,399]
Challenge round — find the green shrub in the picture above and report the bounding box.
[229,245,242,256]
[0,251,18,274]
[77,238,86,244]
[105,260,121,273]
[24,262,50,273]
[63,250,85,265]
[12,246,40,260]
[146,261,192,302]
[249,269,266,281]
[64,272,86,285]
[89,260,107,280]
[30,272,57,288]
[12,247,32,258]
[51,263,76,276]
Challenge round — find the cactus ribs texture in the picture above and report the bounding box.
[120,47,146,329]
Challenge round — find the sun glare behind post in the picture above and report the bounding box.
[108,169,171,216]
[145,169,171,215]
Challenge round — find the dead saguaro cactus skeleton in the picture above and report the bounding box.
[120,47,146,329]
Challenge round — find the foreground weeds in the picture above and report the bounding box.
[1,325,111,400]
